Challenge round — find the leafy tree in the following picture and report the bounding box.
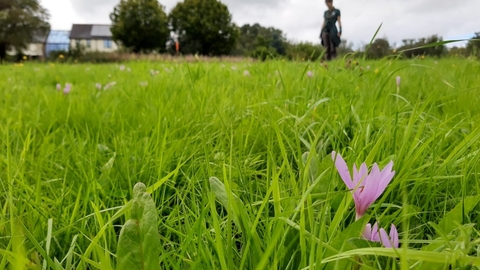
[234,23,287,57]
[0,0,50,63]
[110,0,169,53]
[337,39,354,56]
[397,35,446,58]
[169,0,238,56]
[365,38,391,59]
[466,32,480,57]
[448,46,468,57]
[285,42,324,61]
[251,46,278,61]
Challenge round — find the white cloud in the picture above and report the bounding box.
[39,0,479,48]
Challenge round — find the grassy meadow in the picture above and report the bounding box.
[1,57,480,269]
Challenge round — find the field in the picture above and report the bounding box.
[1,58,480,269]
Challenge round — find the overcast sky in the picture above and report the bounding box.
[40,0,478,48]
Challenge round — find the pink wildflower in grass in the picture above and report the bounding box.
[396,76,401,87]
[363,223,399,248]
[307,71,313,77]
[243,70,250,76]
[63,83,72,95]
[56,83,61,90]
[331,151,395,220]
[119,65,125,71]
[95,83,102,90]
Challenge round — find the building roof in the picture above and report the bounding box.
[32,31,49,43]
[70,24,113,39]
[91,25,112,38]
[47,30,70,44]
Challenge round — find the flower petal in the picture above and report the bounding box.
[362,223,372,240]
[379,228,392,248]
[375,161,395,198]
[358,164,381,213]
[389,224,399,248]
[353,163,368,188]
[331,151,354,190]
[371,222,380,242]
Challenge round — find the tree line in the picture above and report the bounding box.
[1,0,479,63]
[111,0,479,60]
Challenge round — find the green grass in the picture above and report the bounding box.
[1,57,480,269]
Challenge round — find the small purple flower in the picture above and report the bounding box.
[243,70,250,76]
[103,81,116,90]
[332,151,395,219]
[307,71,313,77]
[396,76,401,87]
[119,65,125,71]
[363,223,399,248]
[363,222,379,242]
[95,83,102,90]
[63,83,72,95]
[56,83,61,91]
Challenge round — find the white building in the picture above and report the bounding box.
[69,24,118,52]
[7,33,48,59]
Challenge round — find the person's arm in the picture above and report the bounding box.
[337,16,342,36]
[321,19,326,31]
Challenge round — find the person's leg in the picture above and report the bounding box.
[321,32,331,60]
[331,39,337,59]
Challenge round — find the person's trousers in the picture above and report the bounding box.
[321,32,337,61]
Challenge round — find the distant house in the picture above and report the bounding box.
[46,30,71,57]
[69,24,118,52]
[25,33,49,58]
[7,32,48,59]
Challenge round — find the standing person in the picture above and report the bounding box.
[320,0,342,60]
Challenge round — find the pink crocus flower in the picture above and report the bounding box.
[396,76,401,87]
[307,71,313,77]
[119,65,125,71]
[63,83,72,94]
[56,83,61,90]
[363,223,399,248]
[332,151,395,219]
